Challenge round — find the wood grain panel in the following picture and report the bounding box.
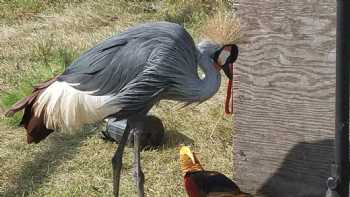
[233,0,336,196]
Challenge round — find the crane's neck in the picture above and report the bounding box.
[196,51,221,102]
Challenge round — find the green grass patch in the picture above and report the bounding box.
[0,0,85,24]
[0,37,78,125]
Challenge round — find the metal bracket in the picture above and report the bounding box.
[325,163,339,197]
[327,163,340,191]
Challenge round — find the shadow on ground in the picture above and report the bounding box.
[102,128,195,150]
[257,139,336,197]
[161,129,194,149]
[2,126,98,197]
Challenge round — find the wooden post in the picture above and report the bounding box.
[233,0,336,196]
[326,0,350,196]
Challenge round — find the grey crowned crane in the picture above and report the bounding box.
[6,17,240,197]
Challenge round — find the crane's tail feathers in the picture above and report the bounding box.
[5,77,58,143]
[5,77,117,144]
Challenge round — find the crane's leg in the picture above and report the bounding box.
[112,123,131,197]
[132,124,145,197]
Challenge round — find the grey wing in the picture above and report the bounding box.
[107,70,166,119]
[57,35,166,119]
[58,36,153,96]
[57,21,198,119]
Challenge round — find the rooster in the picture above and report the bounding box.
[180,146,252,197]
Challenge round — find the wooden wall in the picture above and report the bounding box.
[233,0,336,196]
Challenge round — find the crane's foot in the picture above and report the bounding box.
[132,123,145,197]
[112,123,131,197]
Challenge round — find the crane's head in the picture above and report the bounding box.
[213,43,239,80]
[179,146,203,176]
[199,11,241,80]
[197,41,239,80]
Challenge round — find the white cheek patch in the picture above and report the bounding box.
[218,47,231,66]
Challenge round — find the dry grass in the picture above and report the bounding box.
[0,0,236,196]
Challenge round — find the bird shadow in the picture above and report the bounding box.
[101,128,194,151]
[160,129,194,149]
[256,139,339,197]
[2,126,97,197]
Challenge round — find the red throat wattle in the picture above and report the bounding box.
[225,63,234,115]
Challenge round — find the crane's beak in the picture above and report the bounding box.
[222,63,233,80]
